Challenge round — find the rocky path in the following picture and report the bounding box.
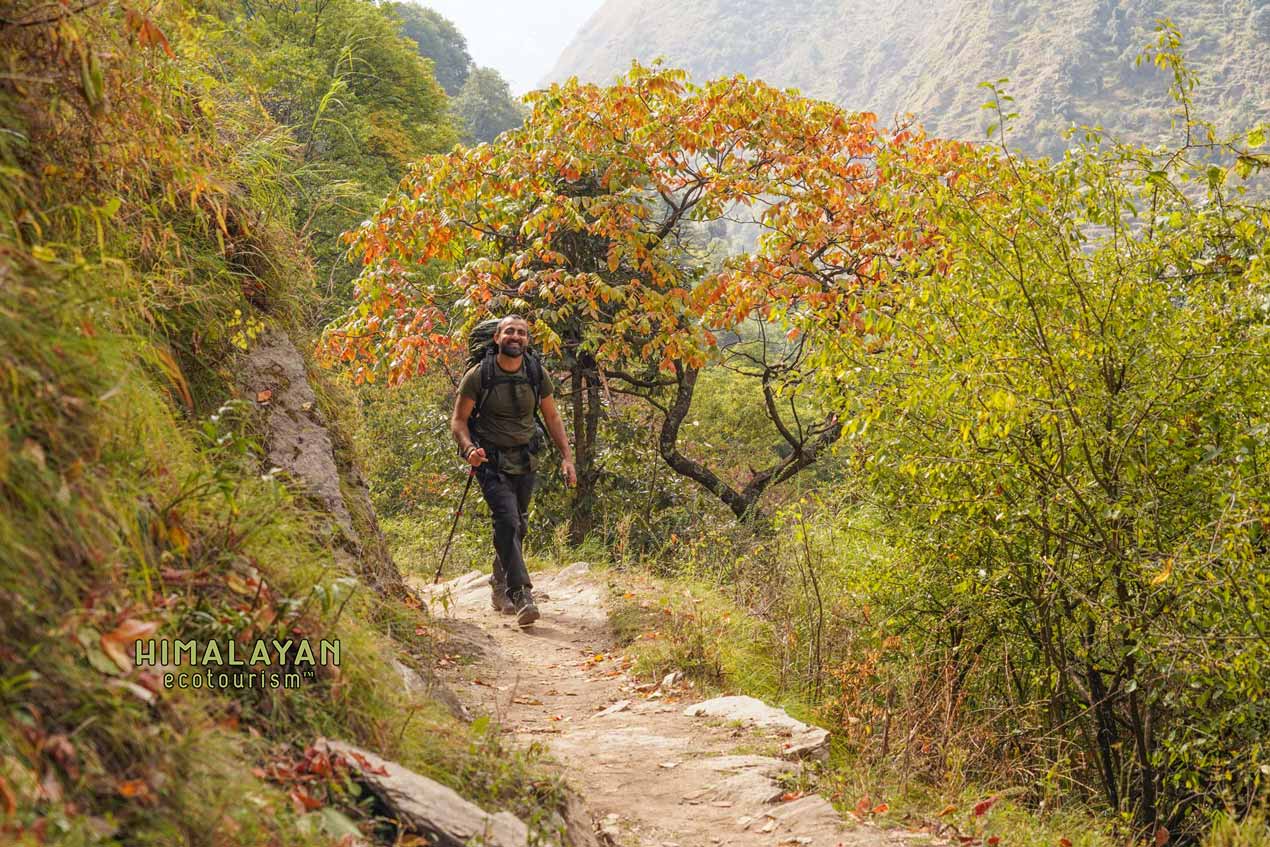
[415,564,927,847]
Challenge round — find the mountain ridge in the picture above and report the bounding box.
[543,0,1270,157]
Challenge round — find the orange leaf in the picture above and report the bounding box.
[139,18,175,58]
[101,619,159,673]
[1155,827,1170,847]
[118,778,150,798]
[973,795,1000,816]
[167,520,190,555]
[872,803,889,815]
[987,838,1000,846]
[256,389,272,403]
[0,774,16,817]
[290,788,323,811]
[1059,839,1073,847]
[937,803,958,817]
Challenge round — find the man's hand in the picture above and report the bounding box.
[561,458,577,487]
[466,447,488,467]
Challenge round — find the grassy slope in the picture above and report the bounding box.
[0,4,568,845]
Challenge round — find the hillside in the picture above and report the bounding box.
[3,0,1267,842]
[544,0,1270,157]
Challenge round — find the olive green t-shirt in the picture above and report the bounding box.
[459,359,554,474]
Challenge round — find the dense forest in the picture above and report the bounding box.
[2,1,1268,846]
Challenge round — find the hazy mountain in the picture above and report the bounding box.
[544,0,1270,157]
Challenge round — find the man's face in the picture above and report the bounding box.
[495,319,529,357]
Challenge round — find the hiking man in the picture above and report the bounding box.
[450,315,576,626]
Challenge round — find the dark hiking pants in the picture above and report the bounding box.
[476,464,535,595]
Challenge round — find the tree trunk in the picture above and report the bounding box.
[1087,656,1121,813]
[566,359,602,544]
[658,364,757,519]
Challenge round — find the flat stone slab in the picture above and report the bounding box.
[699,754,799,777]
[766,793,842,826]
[696,755,804,807]
[683,695,830,761]
[315,738,527,847]
[549,561,592,585]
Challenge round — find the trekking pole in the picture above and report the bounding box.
[434,467,476,584]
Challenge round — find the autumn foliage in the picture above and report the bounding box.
[318,62,964,386]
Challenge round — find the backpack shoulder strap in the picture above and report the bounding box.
[473,352,497,419]
[525,355,549,442]
[525,354,544,408]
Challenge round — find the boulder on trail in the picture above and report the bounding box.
[315,738,528,847]
[683,695,830,761]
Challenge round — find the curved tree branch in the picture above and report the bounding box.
[658,363,844,520]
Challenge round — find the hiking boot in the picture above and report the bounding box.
[509,588,539,627]
[490,584,516,614]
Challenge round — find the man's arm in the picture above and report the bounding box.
[451,395,487,467]
[539,395,576,486]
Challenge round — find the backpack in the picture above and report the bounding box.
[466,318,548,454]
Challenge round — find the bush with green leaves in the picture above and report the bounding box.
[802,26,1269,838]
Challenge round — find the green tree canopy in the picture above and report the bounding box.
[196,0,458,307]
[799,33,1270,835]
[389,2,473,95]
[453,66,526,144]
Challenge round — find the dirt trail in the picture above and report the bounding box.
[414,564,925,847]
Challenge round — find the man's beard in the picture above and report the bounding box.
[498,341,523,357]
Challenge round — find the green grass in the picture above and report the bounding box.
[598,558,1121,847]
[1204,811,1270,847]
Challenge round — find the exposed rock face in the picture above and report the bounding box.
[314,739,528,847]
[393,657,472,723]
[559,790,605,847]
[544,0,1270,159]
[241,328,355,534]
[684,695,831,761]
[239,326,404,594]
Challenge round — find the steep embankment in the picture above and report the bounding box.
[545,0,1270,157]
[0,3,568,844]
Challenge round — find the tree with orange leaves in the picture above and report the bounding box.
[319,62,954,536]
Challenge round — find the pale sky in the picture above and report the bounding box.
[415,1,607,96]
